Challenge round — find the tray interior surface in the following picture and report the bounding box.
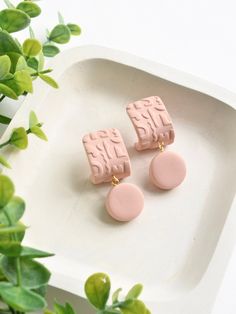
[7,58,236,300]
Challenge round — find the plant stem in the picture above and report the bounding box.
[0,114,12,125]
[31,69,53,77]
[26,123,42,134]
[0,309,12,313]
[110,302,123,309]
[0,95,6,102]
[9,307,15,314]
[0,139,11,149]
[0,123,42,149]
[16,259,22,286]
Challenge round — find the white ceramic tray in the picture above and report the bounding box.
[1,46,236,314]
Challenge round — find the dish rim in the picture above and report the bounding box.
[1,45,235,312]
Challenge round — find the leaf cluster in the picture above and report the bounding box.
[0,174,54,312]
[0,0,81,125]
[0,111,47,169]
[84,273,151,314]
[44,12,81,57]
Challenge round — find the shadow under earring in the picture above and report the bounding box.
[82,128,144,221]
[126,96,186,190]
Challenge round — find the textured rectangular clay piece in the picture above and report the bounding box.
[126,96,175,151]
[82,128,131,184]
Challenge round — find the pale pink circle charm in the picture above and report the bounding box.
[106,183,144,222]
[150,151,186,190]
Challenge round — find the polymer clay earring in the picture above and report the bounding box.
[126,96,186,190]
[82,128,144,221]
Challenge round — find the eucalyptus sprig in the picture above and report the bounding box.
[0,0,81,124]
[44,274,151,314]
[43,12,81,57]
[0,174,54,313]
[0,111,47,169]
[84,273,151,314]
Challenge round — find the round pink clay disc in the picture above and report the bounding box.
[150,151,186,190]
[106,183,144,222]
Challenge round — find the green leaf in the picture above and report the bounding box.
[0,55,11,79]
[29,110,38,128]
[0,256,51,289]
[58,12,64,24]
[0,222,26,244]
[44,309,54,314]
[15,56,28,71]
[0,31,22,55]
[46,28,50,37]
[0,83,18,99]
[14,37,22,50]
[53,301,75,314]
[0,268,6,280]
[65,303,75,314]
[29,26,35,38]
[49,24,71,44]
[0,196,25,224]
[7,52,22,73]
[0,73,13,81]
[20,246,54,258]
[0,224,26,234]
[84,273,111,310]
[23,38,42,57]
[120,300,147,314]
[3,77,21,96]
[4,70,33,95]
[0,114,12,125]
[42,44,60,57]
[10,127,28,149]
[54,302,66,314]
[16,1,41,18]
[14,222,25,242]
[0,286,46,312]
[14,70,33,93]
[38,51,44,71]
[54,302,67,314]
[27,57,38,71]
[67,24,81,36]
[0,155,11,168]
[3,0,15,9]
[0,281,12,290]
[0,9,31,33]
[13,56,34,78]
[125,284,143,300]
[30,125,48,141]
[39,73,58,88]
[112,288,122,304]
[0,241,22,257]
[33,284,47,298]
[4,68,33,96]
[0,175,14,208]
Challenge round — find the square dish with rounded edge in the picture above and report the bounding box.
[1,46,236,314]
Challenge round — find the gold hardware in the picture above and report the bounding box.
[158,141,165,152]
[111,175,120,186]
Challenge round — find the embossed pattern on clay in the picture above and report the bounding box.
[83,128,131,184]
[126,96,175,151]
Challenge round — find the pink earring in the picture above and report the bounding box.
[82,128,144,221]
[126,96,186,190]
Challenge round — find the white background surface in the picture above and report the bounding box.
[1,0,235,313]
